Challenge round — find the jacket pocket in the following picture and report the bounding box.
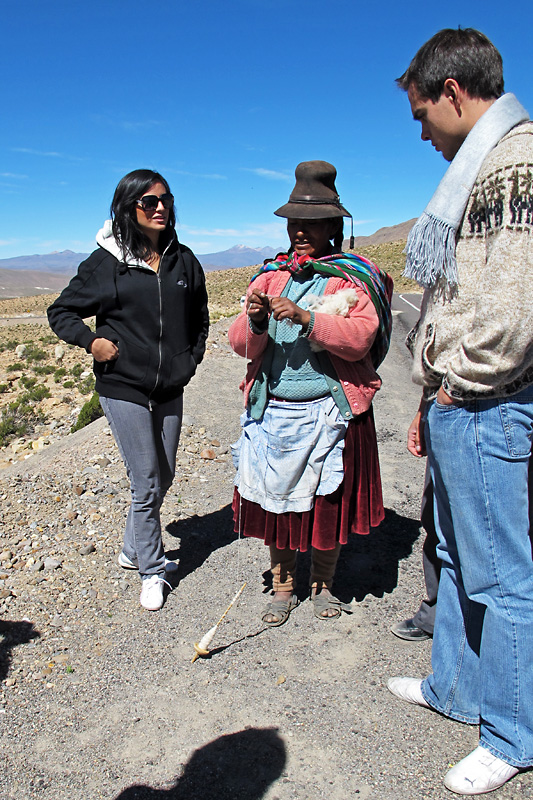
[169,349,196,388]
[94,329,149,384]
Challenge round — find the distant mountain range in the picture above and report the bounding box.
[0,220,417,299]
[0,250,85,274]
[347,218,416,248]
[0,244,285,276]
[197,245,284,271]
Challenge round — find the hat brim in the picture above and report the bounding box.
[274,202,351,219]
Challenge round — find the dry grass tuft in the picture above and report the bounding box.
[205,265,257,321]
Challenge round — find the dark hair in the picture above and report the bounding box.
[396,28,504,102]
[110,169,176,261]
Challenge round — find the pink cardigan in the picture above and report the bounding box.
[228,270,381,416]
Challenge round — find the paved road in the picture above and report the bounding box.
[391,292,421,335]
[0,314,49,326]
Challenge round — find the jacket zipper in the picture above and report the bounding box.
[147,241,172,411]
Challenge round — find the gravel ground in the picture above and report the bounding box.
[0,315,531,800]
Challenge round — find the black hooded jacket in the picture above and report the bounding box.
[47,224,209,407]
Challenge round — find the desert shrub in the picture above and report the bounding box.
[78,374,95,394]
[0,384,9,394]
[21,385,50,403]
[39,333,56,345]
[71,392,103,432]
[71,364,83,377]
[0,400,42,446]
[63,380,75,389]
[32,365,55,375]
[6,363,24,372]
[0,339,20,353]
[0,412,28,446]
[9,398,34,416]
[25,346,47,362]
[54,367,67,382]
[19,376,37,390]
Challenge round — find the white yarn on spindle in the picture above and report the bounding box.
[191,582,247,662]
[191,296,255,664]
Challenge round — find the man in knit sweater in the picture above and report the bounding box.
[387,29,533,795]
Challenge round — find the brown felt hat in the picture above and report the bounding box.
[274,160,351,219]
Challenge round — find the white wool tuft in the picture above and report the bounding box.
[306,288,358,351]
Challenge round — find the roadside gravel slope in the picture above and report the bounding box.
[0,316,531,800]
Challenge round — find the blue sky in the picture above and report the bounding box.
[1,0,532,259]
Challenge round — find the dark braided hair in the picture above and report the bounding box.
[331,218,345,254]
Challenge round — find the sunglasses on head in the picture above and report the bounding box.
[136,193,174,212]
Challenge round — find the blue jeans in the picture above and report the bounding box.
[100,396,183,576]
[421,386,533,767]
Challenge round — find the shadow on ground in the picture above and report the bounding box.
[113,727,286,800]
[335,507,422,602]
[290,507,422,603]
[0,619,40,682]
[165,504,236,585]
[166,504,421,606]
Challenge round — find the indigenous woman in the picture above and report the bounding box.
[229,161,392,625]
[48,169,209,611]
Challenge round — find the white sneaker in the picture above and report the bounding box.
[444,745,518,795]
[139,574,170,611]
[118,551,138,569]
[118,551,179,573]
[387,677,431,708]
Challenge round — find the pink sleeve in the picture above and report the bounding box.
[228,273,270,359]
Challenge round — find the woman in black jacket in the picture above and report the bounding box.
[48,169,209,611]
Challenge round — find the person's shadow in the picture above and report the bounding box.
[164,504,236,586]
[290,507,422,604]
[334,507,422,602]
[0,619,40,682]
[113,727,286,800]
[165,504,422,604]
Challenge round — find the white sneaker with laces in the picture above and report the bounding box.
[139,574,170,611]
[118,551,179,573]
[444,745,518,795]
[387,677,431,708]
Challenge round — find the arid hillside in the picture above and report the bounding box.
[0,240,417,467]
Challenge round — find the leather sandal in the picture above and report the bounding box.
[261,594,299,627]
[311,590,352,620]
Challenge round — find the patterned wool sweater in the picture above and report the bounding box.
[408,121,533,400]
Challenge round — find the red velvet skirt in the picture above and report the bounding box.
[232,407,384,552]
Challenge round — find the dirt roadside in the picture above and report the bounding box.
[0,314,531,800]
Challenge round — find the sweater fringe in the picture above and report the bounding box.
[403,212,458,288]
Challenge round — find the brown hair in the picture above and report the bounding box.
[396,28,504,101]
